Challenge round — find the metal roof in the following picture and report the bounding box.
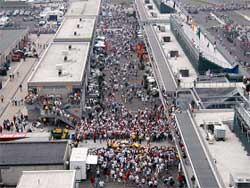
[17,170,75,188]
[0,141,67,166]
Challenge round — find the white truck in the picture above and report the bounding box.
[70,147,98,181]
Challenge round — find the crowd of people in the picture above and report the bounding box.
[95,145,182,187]
[24,92,79,126]
[75,105,173,142]
[72,0,189,187]
[0,0,190,187]
[0,113,28,133]
[25,91,78,106]
[179,0,250,13]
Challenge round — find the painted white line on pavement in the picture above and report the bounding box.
[236,11,250,22]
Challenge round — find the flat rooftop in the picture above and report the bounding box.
[28,42,90,86]
[154,24,197,83]
[66,0,101,17]
[17,170,75,188]
[0,141,67,166]
[0,29,27,55]
[193,110,250,187]
[54,17,96,42]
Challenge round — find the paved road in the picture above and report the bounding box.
[175,111,221,188]
[144,25,177,93]
[135,0,147,21]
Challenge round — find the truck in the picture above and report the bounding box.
[214,124,226,141]
[51,128,69,139]
[11,53,21,62]
[70,148,88,181]
[70,148,98,181]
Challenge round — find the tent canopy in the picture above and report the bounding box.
[95,42,105,48]
[86,155,98,165]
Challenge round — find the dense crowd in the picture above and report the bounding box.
[72,0,189,187]
[75,105,173,142]
[95,145,181,187]
[179,0,250,13]
[1,0,190,187]
[75,1,165,143]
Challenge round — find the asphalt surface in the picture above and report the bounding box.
[175,112,221,188]
[144,25,177,93]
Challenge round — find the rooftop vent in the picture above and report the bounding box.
[64,56,68,61]
[56,64,63,77]
[68,45,72,50]
[77,24,80,28]
[79,18,82,22]
[74,31,77,36]
[58,69,62,77]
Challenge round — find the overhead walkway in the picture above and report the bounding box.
[135,0,170,24]
[135,0,148,22]
[144,25,177,93]
[175,111,223,188]
[180,81,243,89]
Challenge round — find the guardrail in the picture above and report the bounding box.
[192,88,205,109]
[180,81,242,89]
[41,110,76,127]
[135,4,192,187]
[187,110,226,188]
[235,103,250,126]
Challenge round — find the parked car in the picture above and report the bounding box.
[23,16,34,22]
[24,10,31,16]
[11,53,21,62]
[6,10,13,16]
[13,49,25,58]
[24,51,38,58]
[39,20,46,26]
[13,9,19,16]
[0,11,5,16]
[19,10,24,16]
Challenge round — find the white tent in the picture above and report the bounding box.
[95,42,105,48]
[86,155,98,165]
[96,36,105,41]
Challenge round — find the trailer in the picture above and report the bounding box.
[70,148,88,181]
[70,147,98,181]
